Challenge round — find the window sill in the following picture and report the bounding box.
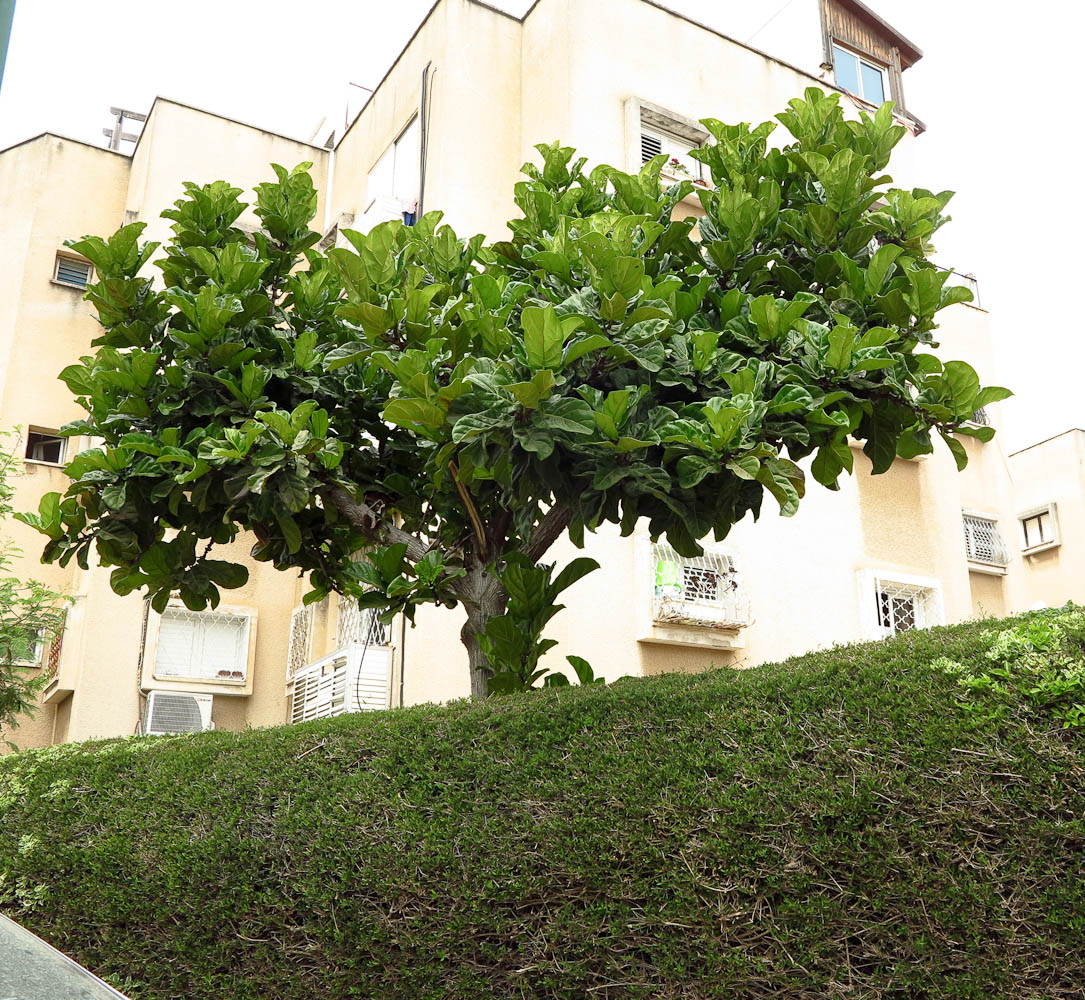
[23,459,65,469]
[50,279,88,291]
[150,675,250,696]
[967,560,1007,577]
[1022,541,1060,557]
[639,622,746,650]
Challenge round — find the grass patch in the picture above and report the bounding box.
[1,611,1083,998]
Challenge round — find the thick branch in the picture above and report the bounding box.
[519,504,574,564]
[325,486,430,564]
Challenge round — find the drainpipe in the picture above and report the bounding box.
[397,611,408,708]
[418,61,433,217]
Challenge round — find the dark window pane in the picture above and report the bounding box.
[26,432,64,464]
[861,61,885,103]
[833,45,860,94]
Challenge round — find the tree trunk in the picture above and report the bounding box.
[458,567,507,698]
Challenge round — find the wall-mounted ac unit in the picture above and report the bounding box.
[143,691,214,735]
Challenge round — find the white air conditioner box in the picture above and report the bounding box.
[143,690,214,735]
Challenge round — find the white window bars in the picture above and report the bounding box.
[651,542,749,629]
[287,604,314,677]
[154,607,250,682]
[962,513,1009,568]
[871,577,942,637]
[337,596,391,648]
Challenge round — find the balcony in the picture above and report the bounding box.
[286,596,394,724]
[287,643,394,724]
[640,542,751,650]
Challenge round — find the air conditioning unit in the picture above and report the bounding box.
[143,691,214,735]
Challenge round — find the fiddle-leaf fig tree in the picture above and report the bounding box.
[20,90,1007,696]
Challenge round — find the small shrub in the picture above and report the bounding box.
[935,603,1085,728]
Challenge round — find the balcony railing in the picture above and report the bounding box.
[287,643,394,724]
[651,542,751,630]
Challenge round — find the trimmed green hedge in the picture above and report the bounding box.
[1,614,1083,999]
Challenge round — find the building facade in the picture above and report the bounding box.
[0,0,1079,748]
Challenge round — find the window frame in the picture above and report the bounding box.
[52,252,93,290]
[142,599,258,695]
[364,114,421,217]
[831,40,889,105]
[961,509,1010,574]
[24,427,67,467]
[859,569,944,640]
[1018,503,1060,555]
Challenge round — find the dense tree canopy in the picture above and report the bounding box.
[20,89,1008,695]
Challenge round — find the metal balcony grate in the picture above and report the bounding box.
[963,514,1009,567]
[651,542,750,629]
[287,604,314,678]
[337,596,391,648]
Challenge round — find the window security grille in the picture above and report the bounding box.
[969,407,990,426]
[872,578,941,636]
[154,608,249,681]
[962,514,1009,567]
[287,604,314,677]
[651,542,749,628]
[44,612,66,678]
[337,596,391,648]
[54,256,92,288]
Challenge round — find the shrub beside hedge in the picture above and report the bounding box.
[1,613,1083,999]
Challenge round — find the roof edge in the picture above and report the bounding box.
[0,131,131,159]
[1009,428,1085,458]
[132,96,332,159]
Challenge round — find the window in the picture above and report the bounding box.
[962,513,1009,568]
[3,631,44,667]
[832,43,887,104]
[153,606,252,682]
[53,254,92,289]
[640,127,702,180]
[366,116,421,221]
[651,542,749,628]
[968,407,990,426]
[25,429,65,465]
[337,595,391,648]
[863,572,943,639]
[1019,504,1059,554]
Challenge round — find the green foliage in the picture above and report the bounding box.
[482,555,601,692]
[0,436,68,747]
[1,613,1082,998]
[934,604,1085,728]
[23,91,1006,692]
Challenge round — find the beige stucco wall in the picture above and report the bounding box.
[0,136,130,750]
[1009,430,1085,609]
[127,99,329,253]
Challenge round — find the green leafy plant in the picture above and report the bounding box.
[21,90,1006,696]
[933,604,1085,728]
[0,434,68,747]
[481,555,601,693]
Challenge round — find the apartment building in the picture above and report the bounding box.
[0,0,1079,749]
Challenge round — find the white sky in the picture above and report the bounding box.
[1,0,1079,452]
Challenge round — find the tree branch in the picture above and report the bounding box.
[325,486,430,564]
[448,460,488,561]
[519,504,574,564]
